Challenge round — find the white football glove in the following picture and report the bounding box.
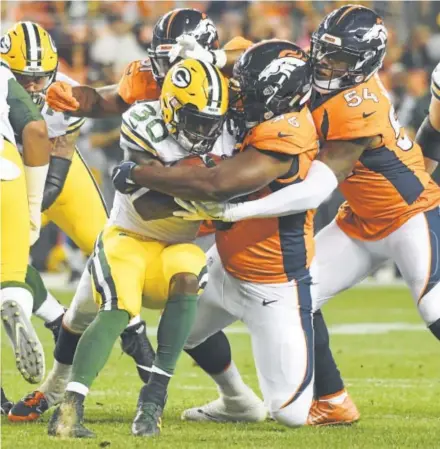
[169,35,227,68]
[173,198,234,222]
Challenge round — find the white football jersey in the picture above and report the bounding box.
[109,100,236,243]
[0,63,16,146]
[431,62,440,100]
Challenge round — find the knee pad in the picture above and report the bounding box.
[418,282,440,326]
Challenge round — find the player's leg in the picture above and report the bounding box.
[132,243,207,437]
[48,227,160,438]
[384,208,440,340]
[182,245,265,422]
[1,387,14,415]
[25,264,65,342]
[242,279,314,427]
[9,267,97,422]
[0,141,45,384]
[308,220,385,425]
[45,151,152,382]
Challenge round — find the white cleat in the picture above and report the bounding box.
[181,389,267,423]
[1,300,45,384]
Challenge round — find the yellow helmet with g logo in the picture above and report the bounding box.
[1,22,58,104]
[160,58,228,154]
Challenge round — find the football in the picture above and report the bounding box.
[173,153,223,168]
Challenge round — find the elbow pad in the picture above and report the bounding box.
[41,156,72,211]
[416,117,440,162]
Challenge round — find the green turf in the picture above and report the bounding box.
[2,287,440,448]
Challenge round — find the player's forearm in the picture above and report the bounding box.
[70,85,129,118]
[131,164,234,201]
[22,120,51,166]
[225,160,338,221]
[416,117,440,172]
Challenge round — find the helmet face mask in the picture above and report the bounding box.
[231,40,312,133]
[1,22,58,105]
[161,59,228,155]
[310,5,388,93]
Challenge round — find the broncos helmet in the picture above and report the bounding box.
[148,8,219,85]
[231,39,312,132]
[310,4,388,93]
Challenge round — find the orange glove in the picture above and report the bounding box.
[46,81,80,112]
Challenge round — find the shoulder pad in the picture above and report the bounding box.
[431,62,440,100]
[120,101,168,156]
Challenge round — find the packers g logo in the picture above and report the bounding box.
[0,35,11,54]
[171,67,191,88]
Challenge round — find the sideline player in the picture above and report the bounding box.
[1,60,50,407]
[113,40,325,427]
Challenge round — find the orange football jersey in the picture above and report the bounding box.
[215,107,319,283]
[311,74,440,241]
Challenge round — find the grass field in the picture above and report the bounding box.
[2,287,440,449]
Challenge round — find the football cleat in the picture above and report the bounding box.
[48,393,95,438]
[1,300,45,384]
[120,320,155,384]
[44,313,65,343]
[8,391,49,422]
[181,388,267,423]
[132,386,167,437]
[307,393,360,426]
[1,388,14,416]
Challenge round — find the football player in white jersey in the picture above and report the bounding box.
[2,21,155,421]
[47,58,235,439]
[416,62,440,174]
[1,61,50,410]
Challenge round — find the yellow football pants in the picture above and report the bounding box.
[90,225,207,317]
[43,150,108,255]
[1,141,30,283]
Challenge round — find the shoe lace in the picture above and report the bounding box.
[24,391,46,407]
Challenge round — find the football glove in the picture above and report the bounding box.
[169,35,227,68]
[173,198,234,221]
[46,81,80,112]
[112,161,139,194]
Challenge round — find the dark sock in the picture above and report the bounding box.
[65,390,85,405]
[138,373,169,407]
[26,265,48,312]
[155,293,198,375]
[54,325,82,365]
[70,310,129,388]
[185,331,231,375]
[428,318,440,340]
[313,309,344,398]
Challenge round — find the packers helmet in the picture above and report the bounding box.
[1,22,58,104]
[161,59,228,155]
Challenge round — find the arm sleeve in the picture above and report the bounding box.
[226,160,338,221]
[7,77,42,137]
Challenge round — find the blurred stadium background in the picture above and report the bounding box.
[2,0,440,287]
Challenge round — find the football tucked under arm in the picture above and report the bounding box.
[130,153,221,221]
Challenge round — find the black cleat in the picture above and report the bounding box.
[120,320,155,383]
[48,392,95,438]
[1,388,13,415]
[8,390,49,422]
[132,400,165,437]
[44,313,65,343]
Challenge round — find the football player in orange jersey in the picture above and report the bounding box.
[415,63,440,174]
[45,8,250,117]
[112,40,350,427]
[177,5,440,414]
